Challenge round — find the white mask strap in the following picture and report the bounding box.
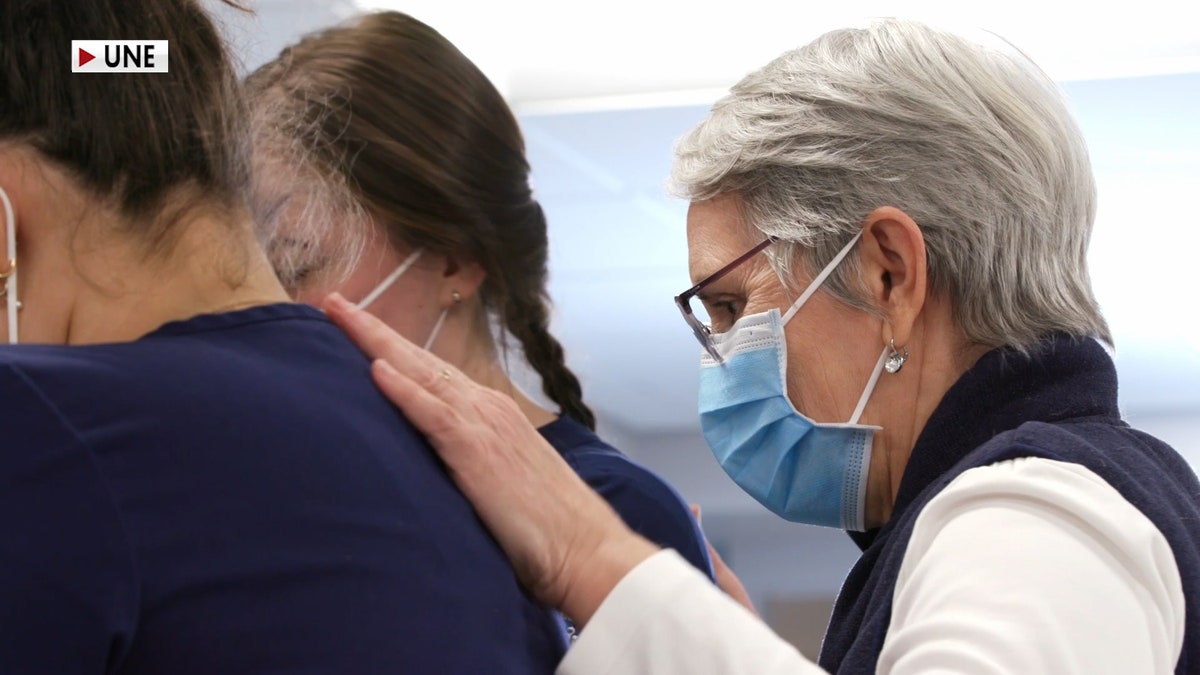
[781,231,863,325]
[0,187,17,345]
[423,307,449,351]
[849,346,890,424]
[356,248,423,310]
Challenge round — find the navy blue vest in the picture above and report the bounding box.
[818,336,1200,673]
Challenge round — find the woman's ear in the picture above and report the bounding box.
[438,254,487,308]
[858,206,927,347]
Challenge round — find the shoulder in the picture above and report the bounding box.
[581,453,713,578]
[910,458,1184,595]
[539,418,714,577]
[910,457,1178,564]
[0,343,149,391]
[0,343,178,431]
[0,351,119,482]
[883,457,1184,672]
[0,351,89,436]
[539,419,685,517]
[0,343,102,372]
[0,357,140,668]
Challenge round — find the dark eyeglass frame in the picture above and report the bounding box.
[674,236,778,362]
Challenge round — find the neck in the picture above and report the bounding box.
[863,299,991,528]
[444,315,559,429]
[29,211,289,344]
[478,359,560,429]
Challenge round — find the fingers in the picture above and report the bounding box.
[371,359,461,442]
[324,293,408,360]
[707,543,759,617]
[326,292,467,404]
[707,540,727,570]
[687,504,761,616]
[325,293,448,376]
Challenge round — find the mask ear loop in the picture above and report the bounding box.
[0,187,17,345]
[423,308,449,351]
[422,289,463,352]
[849,347,890,424]
[769,229,881,423]
[781,231,863,325]
[355,248,423,310]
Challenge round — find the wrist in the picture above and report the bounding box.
[559,530,660,628]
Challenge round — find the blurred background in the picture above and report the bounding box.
[209,0,1200,656]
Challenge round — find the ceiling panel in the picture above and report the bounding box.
[358,0,1200,104]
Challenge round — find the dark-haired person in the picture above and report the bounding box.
[0,2,563,672]
[244,9,715,605]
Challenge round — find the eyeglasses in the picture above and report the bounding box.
[674,236,777,362]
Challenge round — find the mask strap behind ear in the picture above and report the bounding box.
[849,347,890,424]
[356,248,423,311]
[0,187,17,345]
[781,231,863,325]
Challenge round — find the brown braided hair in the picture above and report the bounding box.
[245,10,596,429]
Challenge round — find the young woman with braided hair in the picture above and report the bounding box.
[244,10,715,628]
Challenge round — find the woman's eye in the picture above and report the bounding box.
[702,298,743,331]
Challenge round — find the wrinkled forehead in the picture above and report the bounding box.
[685,194,764,284]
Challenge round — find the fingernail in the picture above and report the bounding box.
[328,292,350,309]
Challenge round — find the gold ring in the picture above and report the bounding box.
[439,368,451,381]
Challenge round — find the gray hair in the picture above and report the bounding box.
[245,82,369,291]
[671,18,1110,352]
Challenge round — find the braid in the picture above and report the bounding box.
[505,293,596,430]
[500,203,596,430]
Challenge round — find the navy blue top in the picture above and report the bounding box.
[538,417,714,579]
[0,303,564,674]
[819,336,1200,674]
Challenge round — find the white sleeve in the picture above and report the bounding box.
[880,457,1185,674]
[557,458,1186,675]
[557,549,826,675]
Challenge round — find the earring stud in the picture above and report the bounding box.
[885,338,909,374]
[451,290,462,304]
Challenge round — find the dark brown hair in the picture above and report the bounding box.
[0,1,249,248]
[246,11,596,429]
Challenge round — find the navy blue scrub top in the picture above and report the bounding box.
[0,303,563,674]
[539,418,714,579]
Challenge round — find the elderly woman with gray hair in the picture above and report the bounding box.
[328,18,1200,674]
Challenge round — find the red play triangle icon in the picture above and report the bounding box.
[78,48,95,67]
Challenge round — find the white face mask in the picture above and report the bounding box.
[0,186,18,345]
[354,248,447,351]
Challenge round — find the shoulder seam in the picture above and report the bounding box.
[4,364,143,633]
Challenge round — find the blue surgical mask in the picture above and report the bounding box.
[698,232,890,531]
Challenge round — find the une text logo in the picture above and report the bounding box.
[72,41,169,73]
